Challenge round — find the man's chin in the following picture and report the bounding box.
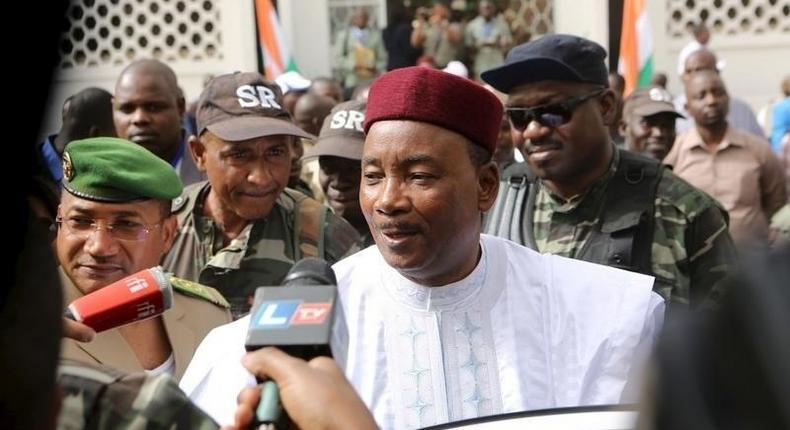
[71,271,125,295]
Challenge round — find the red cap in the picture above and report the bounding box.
[364,67,503,154]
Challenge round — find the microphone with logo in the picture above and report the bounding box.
[245,258,340,430]
[63,266,173,332]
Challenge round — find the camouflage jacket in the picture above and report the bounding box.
[163,181,362,318]
[531,148,736,308]
[57,360,218,430]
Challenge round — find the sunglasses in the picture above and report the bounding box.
[506,89,606,130]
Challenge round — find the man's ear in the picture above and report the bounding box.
[176,95,186,116]
[160,215,178,256]
[477,161,499,213]
[618,117,629,136]
[599,89,618,126]
[188,135,206,171]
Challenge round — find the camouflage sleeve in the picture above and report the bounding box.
[58,360,219,430]
[322,211,363,264]
[684,204,738,309]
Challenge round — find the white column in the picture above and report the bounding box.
[279,0,332,78]
[217,0,258,73]
[552,0,609,49]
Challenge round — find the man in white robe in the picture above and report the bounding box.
[179,66,664,429]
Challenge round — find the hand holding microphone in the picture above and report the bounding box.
[244,258,343,429]
[221,347,377,430]
[64,266,173,333]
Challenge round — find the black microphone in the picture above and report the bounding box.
[245,258,340,429]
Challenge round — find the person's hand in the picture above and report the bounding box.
[63,318,95,342]
[222,347,377,430]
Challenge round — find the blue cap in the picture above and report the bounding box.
[481,34,609,93]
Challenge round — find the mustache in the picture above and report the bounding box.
[374,221,422,234]
[525,138,563,151]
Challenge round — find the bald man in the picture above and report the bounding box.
[113,59,205,186]
[674,49,764,137]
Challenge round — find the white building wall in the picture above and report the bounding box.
[648,0,789,118]
[553,0,609,48]
[44,0,789,139]
[42,0,258,139]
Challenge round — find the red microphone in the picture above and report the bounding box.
[64,266,173,332]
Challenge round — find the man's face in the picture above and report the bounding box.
[56,192,176,295]
[319,155,363,226]
[294,109,322,136]
[507,80,615,185]
[191,132,291,221]
[685,72,729,128]
[351,9,369,28]
[361,120,498,285]
[479,1,495,19]
[289,138,305,183]
[493,116,515,163]
[311,81,343,103]
[623,112,678,160]
[113,72,184,161]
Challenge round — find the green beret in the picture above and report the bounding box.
[62,137,183,202]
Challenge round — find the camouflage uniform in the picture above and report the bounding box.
[531,148,736,308]
[164,181,361,318]
[57,360,219,430]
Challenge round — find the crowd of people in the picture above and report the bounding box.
[4,2,790,430]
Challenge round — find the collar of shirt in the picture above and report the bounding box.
[350,26,369,42]
[684,125,745,152]
[193,184,256,259]
[380,242,488,312]
[538,145,619,214]
[40,134,63,183]
[169,129,187,168]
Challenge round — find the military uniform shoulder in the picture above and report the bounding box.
[171,181,209,214]
[656,168,723,218]
[170,276,230,309]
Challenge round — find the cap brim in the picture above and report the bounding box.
[634,103,685,118]
[481,57,586,93]
[206,116,315,141]
[303,136,364,160]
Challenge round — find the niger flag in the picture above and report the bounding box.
[255,0,298,79]
[618,0,653,96]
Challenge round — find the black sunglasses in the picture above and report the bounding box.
[506,89,606,130]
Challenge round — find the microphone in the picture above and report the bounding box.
[245,258,339,429]
[64,266,173,333]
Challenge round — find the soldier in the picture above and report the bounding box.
[302,99,373,246]
[56,137,231,380]
[480,34,736,309]
[113,59,205,186]
[163,72,361,318]
[620,86,684,161]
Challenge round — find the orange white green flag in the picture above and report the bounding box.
[618,0,653,96]
[255,0,298,79]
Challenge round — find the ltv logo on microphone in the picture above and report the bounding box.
[251,300,332,329]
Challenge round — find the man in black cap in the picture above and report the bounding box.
[163,72,361,318]
[620,87,684,161]
[302,100,373,246]
[480,34,736,311]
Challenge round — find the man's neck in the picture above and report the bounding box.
[544,144,614,200]
[118,316,172,371]
[402,241,482,287]
[698,122,728,147]
[203,189,250,241]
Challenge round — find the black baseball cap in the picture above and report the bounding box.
[196,72,314,142]
[481,34,609,93]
